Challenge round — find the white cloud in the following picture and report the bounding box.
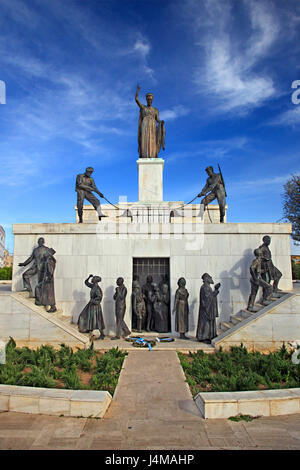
[160,105,189,121]
[190,0,279,113]
[270,105,300,127]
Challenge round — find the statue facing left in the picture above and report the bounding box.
[18,237,50,298]
[75,167,107,223]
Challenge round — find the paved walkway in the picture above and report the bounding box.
[0,350,300,450]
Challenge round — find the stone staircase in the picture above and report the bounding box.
[11,291,90,349]
[217,291,288,336]
[212,291,295,350]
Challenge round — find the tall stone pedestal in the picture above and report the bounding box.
[137,158,164,202]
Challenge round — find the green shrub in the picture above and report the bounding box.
[0,266,12,280]
[179,343,300,396]
[292,260,300,280]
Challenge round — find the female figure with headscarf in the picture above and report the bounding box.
[77,274,105,339]
[173,277,189,339]
[196,273,220,344]
[135,84,165,158]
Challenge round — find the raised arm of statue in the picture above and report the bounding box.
[135,84,143,108]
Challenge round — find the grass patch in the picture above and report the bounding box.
[0,337,127,395]
[228,414,260,422]
[178,344,300,396]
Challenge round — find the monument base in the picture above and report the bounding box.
[137,158,164,202]
[11,221,292,339]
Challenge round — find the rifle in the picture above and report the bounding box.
[218,163,227,197]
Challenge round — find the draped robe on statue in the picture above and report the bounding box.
[196,284,219,341]
[78,281,105,333]
[138,105,164,158]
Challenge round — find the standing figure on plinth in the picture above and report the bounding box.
[112,277,131,340]
[135,84,165,158]
[75,167,107,223]
[247,248,273,311]
[35,248,57,312]
[18,237,50,297]
[77,275,105,338]
[259,235,282,293]
[196,273,220,344]
[173,277,189,340]
[198,166,226,223]
[132,279,146,332]
[142,275,155,331]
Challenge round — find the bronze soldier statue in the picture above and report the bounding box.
[198,166,226,223]
[142,275,155,331]
[18,237,50,297]
[75,167,107,223]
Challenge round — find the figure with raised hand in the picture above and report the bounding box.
[196,273,220,343]
[77,275,105,338]
[135,84,165,159]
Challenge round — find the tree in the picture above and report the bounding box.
[282,175,300,242]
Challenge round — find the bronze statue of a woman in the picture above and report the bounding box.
[77,275,105,339]
[135,84,165,158]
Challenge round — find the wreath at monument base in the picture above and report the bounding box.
[125,335,175,350]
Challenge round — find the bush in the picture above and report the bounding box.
[292,260,300,280]
[179,344,300,396]
[0,266,12,280]
[0,339,126,394]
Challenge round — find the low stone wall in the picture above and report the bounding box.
[195,388,300,419]
[0,384,112,418]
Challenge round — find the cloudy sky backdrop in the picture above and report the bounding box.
[0,0,299,252]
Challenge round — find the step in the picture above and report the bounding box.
[220,322,232,332]
[230,316,243,325]
[241,309,255,318]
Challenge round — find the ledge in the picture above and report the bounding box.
[195,388,300,419]
[12,222,292,235]
[0,384,112,418]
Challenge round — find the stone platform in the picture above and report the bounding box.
[11,220,292,339]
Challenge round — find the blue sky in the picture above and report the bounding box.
[0,0,299,253]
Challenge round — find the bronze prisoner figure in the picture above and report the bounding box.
[18,237,50,298]
[111,277,131,340]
